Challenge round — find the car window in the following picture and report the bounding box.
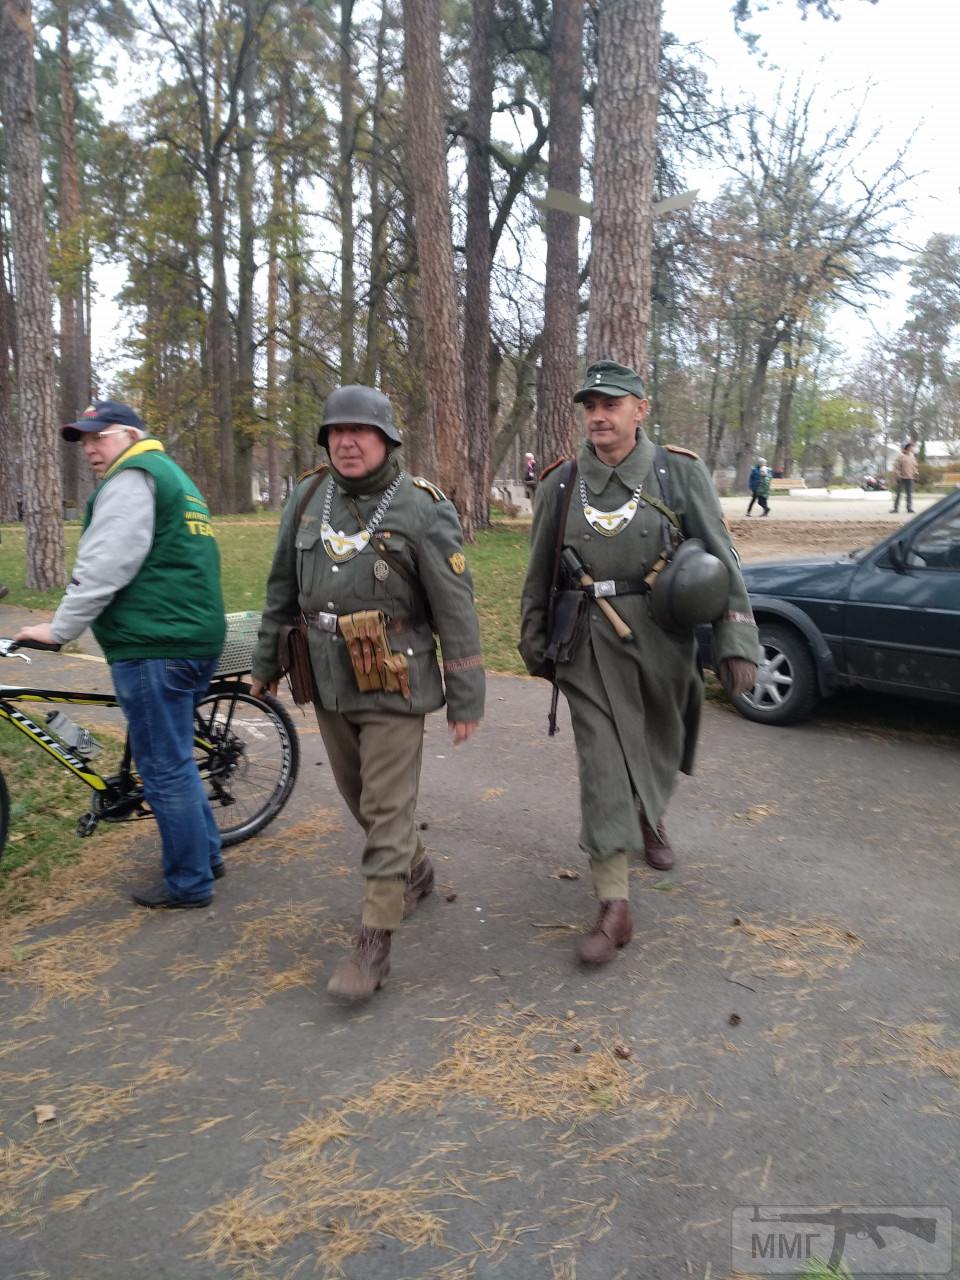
[908,507,960,570]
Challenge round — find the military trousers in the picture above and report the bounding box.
[315,706,426,931]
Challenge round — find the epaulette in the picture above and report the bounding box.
[411,475,446,501]
[296,463,328,483]
[665,445,699,460]
[539,456,572,481]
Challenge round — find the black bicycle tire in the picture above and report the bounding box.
[195,687,300,846]
[0,767,8,862]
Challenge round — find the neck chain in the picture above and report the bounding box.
[320,472,405,563]
[579,475,643,537]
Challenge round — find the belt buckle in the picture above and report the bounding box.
[313,611,338,632]
[593,579,616,598]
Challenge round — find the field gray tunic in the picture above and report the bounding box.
[520,433,759,862]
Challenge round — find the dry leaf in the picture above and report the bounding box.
[553,869,581,881]
[613,1044,632,1060]
[33,1104,57,1125]
[728,1013,742,1027]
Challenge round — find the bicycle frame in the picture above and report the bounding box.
[0,673,255,829]
[0,683,122,793]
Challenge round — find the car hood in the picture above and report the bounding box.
[741,554,860,599]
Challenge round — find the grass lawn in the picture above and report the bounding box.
[0,513,533,903]
[1,513,532,675]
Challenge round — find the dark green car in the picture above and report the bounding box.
[700,489,960,725]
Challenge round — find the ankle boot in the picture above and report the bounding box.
[402,856,435,919]
[640,813,675,871]
[576,900,632,965]
[326,926,392,1000]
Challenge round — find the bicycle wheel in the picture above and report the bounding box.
[0,768,8,862]
[194,686,300,846]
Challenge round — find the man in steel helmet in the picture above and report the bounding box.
[520,360,759,966]
[251,385,484,1001]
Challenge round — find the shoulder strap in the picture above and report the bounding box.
[652,445,684,552]
[550,460,578,599]
[294,472,325,531]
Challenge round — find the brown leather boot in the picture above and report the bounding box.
[326,927,392,1000]
[402,856,435,919]
[640,813,675,871]
[576,900,632,965]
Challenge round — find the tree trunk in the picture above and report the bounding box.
[361,0,390,386]
[493,338,542,477]
[234,0,258,513]
[265,98,285,509]
[536,0,584,463]
[56,1,87,508]
[0,0,65,587]
[736,331,779,488]
[774,337,800,476]
[401,0,472,536]
[463,0,494,528]
[0,204,18,522]
[208,173,234,511]
[586,0,660,374]
[338,0,356,382]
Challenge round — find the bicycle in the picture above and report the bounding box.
[0,613,300,860]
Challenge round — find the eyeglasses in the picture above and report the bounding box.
[83,428,130,444]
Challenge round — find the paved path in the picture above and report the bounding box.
[719,490,944,523]
[1,636,958,1280]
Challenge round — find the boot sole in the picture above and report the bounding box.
[326,963,391,1000]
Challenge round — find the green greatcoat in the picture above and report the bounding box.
[520,432,759,865]
[252,454,485,723]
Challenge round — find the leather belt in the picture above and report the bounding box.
[579,578,650,599]
[303,611,417,634]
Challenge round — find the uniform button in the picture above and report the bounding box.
[327,602,335,609]
[406,647,414,656]
[583,533,591,540]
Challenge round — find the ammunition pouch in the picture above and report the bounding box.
[337,609,411,698]
[545,589,588,665]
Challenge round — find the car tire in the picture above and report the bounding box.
[732,622,820,725]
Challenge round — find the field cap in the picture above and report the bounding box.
[573,360,645,403]
[63,400,145,442]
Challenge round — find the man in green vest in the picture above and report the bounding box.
[15,400,226,908]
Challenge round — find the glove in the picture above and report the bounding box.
[719,657,758,699]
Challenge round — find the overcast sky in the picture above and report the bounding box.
[663,0,960,355]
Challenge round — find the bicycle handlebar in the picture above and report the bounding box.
[0,637,63,657]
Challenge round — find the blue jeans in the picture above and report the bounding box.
[111,657,221,901]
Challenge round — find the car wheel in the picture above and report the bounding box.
[732,622,820,725]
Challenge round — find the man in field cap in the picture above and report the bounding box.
[521,359,759,965]
[16,399,226,908]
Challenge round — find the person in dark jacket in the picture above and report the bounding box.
[15,401,226,908]
[746,457,767,515]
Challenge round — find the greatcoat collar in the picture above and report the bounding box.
[578,432,655,497]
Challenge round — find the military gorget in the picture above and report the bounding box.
[579,475,644,537]
[320,472,405,562]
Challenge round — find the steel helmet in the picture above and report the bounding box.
[317,384,402,449]
[651,539,729,633]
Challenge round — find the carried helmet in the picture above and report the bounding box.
[651,539,729,633]
[317,384,402,449]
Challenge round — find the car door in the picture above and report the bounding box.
[842,496,960,699]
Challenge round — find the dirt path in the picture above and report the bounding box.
[731,518,891,561]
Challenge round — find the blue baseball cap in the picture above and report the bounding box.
[63,400,145,442]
